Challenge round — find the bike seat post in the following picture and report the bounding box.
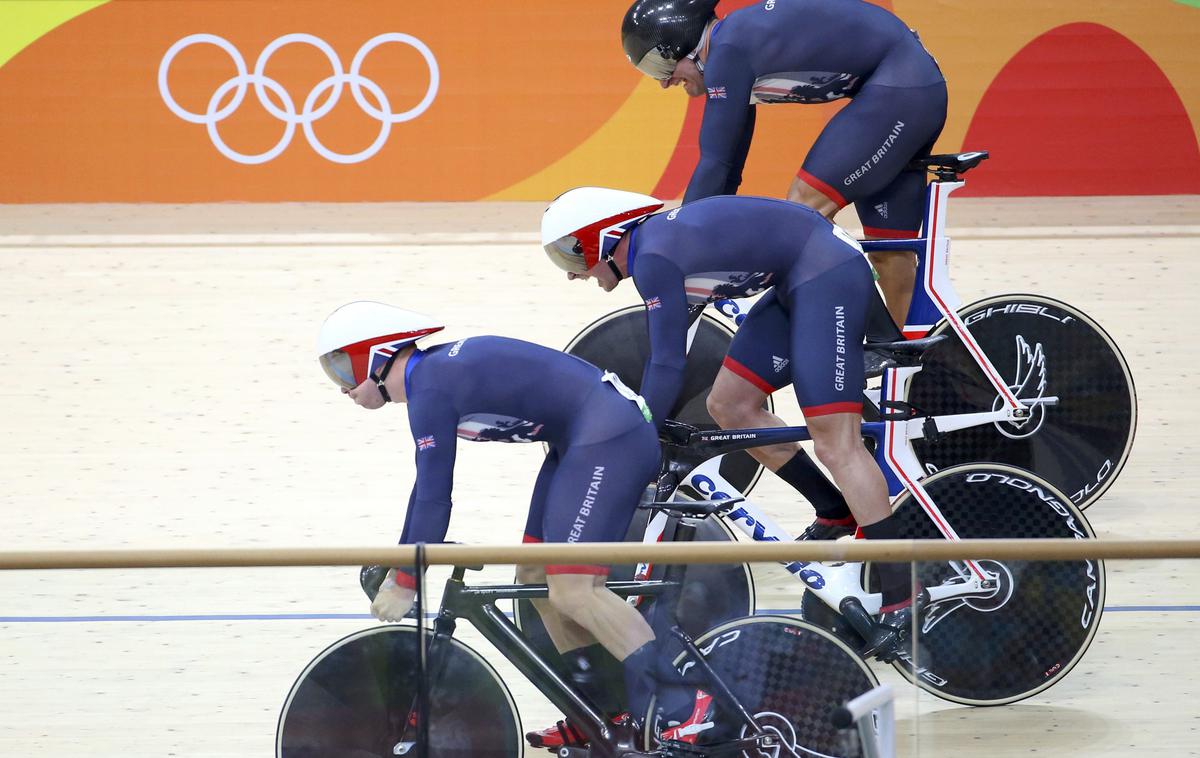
[655,467,681,504]
[660,516,699,588]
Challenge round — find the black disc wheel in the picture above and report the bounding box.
[888,463,1104,705]
[277,625,521,757]
[513,511,756,716]
[565,304,767,496]
[909,294,1136,509]
[644,616,878,755]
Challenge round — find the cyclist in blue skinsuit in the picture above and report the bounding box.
[316,301,711,748]
[621,0,943,542]
[542,187,921,643]
[622,0,945,325]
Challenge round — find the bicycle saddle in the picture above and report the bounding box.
[865,333,946,356]
[909,150,989,179]
[638,496,744,518]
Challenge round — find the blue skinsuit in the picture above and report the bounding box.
[628,196,874,427]
[688,0,946,236]
[396,336,659,583]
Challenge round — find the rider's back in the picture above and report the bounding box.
[633,195,861,285]
[713,0,943,100]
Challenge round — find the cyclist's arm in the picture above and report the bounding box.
[394,401,459,587]
[722,105,756,196]
[684,49,756,203]
[634,254,691,428]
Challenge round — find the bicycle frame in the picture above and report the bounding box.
[411,569,674,755]
[403,565,792,757]
[639,362,1009,619]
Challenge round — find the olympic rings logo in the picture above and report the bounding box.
[158,33,439,165]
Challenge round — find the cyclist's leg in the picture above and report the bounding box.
[709,290,853,529]
[539,419,697,720]
[859,168,922,329]
[791,82,948,325]
[787,254,911,611]
[855,129,941,328]
[520,447,635,751]
[709,289,794,470]
[519,448,595,653]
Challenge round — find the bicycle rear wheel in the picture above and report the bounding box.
[909,294,1136,509]
[565,304,767,496]
[890,463,1104,705]
[512,511,755,715]
[799,464,1104,705]
[644,616,878,755]
[277,625,521,757]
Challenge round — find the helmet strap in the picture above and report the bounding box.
[604,256,624,283]
[370,348,405,403]
[376,381,393,403]
[687,18,715,74]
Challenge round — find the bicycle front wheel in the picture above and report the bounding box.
[644,616,878,755]
[909,294,1136,509]
[889,463,1105,705]
[277,625,522,757]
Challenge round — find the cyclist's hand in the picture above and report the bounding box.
[371,568,417,622]
[659,418,699,446]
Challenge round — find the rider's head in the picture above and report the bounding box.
[621,0,718,82]
[317,301,444,405]
[541,186,664,290]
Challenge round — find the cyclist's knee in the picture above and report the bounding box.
[810,424,862,471]
[706,386,739,427]
[787,176,839,218]
[546,573,601,619]
[707,373,764,428]
[515,564,546,585]
[867,250,917,275]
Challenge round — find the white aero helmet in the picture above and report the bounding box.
[317,301,444,390]
[541,187,664,274]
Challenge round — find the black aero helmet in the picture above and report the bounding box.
[621,0,719,80]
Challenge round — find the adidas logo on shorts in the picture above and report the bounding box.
[874,202,889,219]
[772,355,789,373]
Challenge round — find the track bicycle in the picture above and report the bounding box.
[564,151,1137,509]
[276,510,881,758]
[635,334,1105,707]
[512,341,1105,710]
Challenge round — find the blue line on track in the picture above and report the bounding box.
[1,605,1197,623]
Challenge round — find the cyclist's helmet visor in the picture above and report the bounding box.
[544,234,589,273]
[632,49,679,80]
[319,349,357,390]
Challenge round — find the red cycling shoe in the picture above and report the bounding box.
[525,712,631,750]
[659,690,715,744]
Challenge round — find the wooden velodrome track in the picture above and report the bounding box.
[0,195,1198,756]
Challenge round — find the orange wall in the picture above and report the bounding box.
[0,0,1196,202]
